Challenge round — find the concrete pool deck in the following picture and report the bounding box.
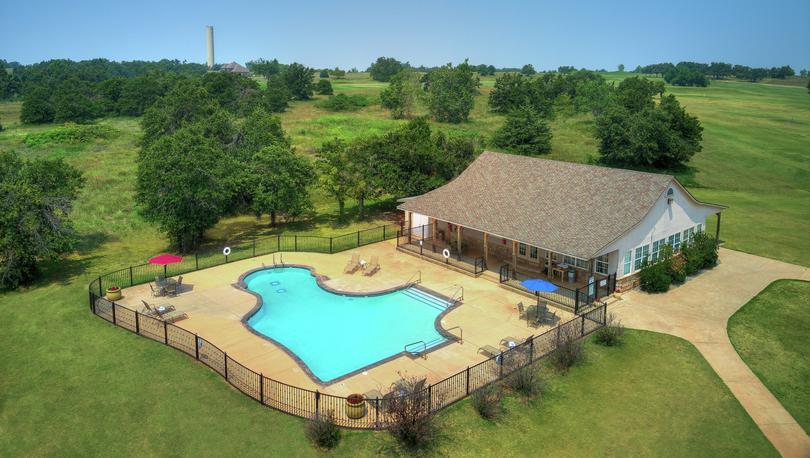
[116,240,573,397]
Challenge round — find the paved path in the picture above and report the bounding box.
[612,248,810,458]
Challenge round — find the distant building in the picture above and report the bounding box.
[220,62,251,76]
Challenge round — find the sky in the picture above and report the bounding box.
[2,0,809,71]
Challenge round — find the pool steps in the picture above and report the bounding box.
[401,287,453,311]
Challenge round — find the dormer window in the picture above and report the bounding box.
[666,188,674,205]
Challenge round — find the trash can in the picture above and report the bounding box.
[567,270,576,284]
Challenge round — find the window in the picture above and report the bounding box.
[651,238,666,262]
[634,244,649,270]
[595,254,609,275]
[530,246,538,259]
[696,223,703,233]
[518,243,527,256]
[623,251,632,275]
[563,255,588,269]
[683,227,694,244]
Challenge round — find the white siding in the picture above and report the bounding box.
[598,181,718,278]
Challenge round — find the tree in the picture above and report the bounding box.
[117,74,171,116]
[615,76,664,112]
[380,69,420,119]
[249,145,315,225]
[491,105,552,156]
[0,151,84,289]
[319,69,329,78]
[557,66,576,74]
[664,65,709,87]
[20,85,55,123]
[140,79,217,148]
[246,58,283,78]
[283,63,315,100]
[0,63,21,99]
[708,62,733,79]
[618,64,625,72]
[136,125,235,251]
[331,67,346,78]
[425,60,480,123]
[769,65,794,79]
[368,57,404,82]
[263,74,291,112]
[595,94,702,168]
[315,139,353,217]
[488,73,530,113]
[53,78,100,123]
[520,64,536,76]
[315,79,333,95]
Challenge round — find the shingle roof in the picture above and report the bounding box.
[221,62,250,74]
[398,151,718,259]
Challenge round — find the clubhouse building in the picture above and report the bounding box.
[398,151,725,292]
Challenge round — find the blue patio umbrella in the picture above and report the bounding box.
[520,278,558,308]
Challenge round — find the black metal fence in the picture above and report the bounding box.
[499,263,616,314]
[88,226,608,429]
[396,224,487,275]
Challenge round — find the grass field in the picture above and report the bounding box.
[728,280,810,435]
[0,72,806,455]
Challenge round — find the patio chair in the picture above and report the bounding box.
[175,276,184,293]
[363,256,380,276]
[164,280,177,297]
[140,300,175,316]
[149,283,163,297]
[535,308,557,326]
[344,253,361,273]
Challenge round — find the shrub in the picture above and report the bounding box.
[315,79,333,95]
[639,260,671,293]
[471,384,504,419]
[505,365,545,398]
[317,93,372,112]
[681,231,719,274]
[23,123,119,147]
[305,410,341,449]
[386,375,440,450]
[491,105,552,156]
[668,256,687,284]
[552,332,585,373]
[594,313,625,346]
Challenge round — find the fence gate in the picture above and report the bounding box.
[499,263,510,283]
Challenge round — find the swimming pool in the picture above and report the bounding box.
[242,267,453,383]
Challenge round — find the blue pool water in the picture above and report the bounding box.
[244,267,450,383]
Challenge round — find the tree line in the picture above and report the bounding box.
[635,61,797,85]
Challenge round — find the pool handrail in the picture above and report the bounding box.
[404,340,428,358]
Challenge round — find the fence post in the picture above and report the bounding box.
[277,235,280,252]
[129,266,133,286]
[89,291,95,313]
[260,373,264,405]
[98,276,103,297]
[383,225,386,240]
[357,230,360,247]
[195,252,199,270]
[427,384,432,412]
[499,353,504,378]
[112,302,117,324]
[329,237,333,254]
[135,311,140,334]
[163,320,168,344]
[575,289,580,315]
[195,334,199,360]
[529,336,534,361]
[294,235,298,251]
[375,398,380,428]
[465,366,470,395]
[315,390,320,418]
[253,237,256,257]
[581,314,585,336]
[224,353,229,379]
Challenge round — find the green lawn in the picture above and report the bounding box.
[728,280,810,435]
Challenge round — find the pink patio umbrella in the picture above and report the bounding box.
[148,253,183,277]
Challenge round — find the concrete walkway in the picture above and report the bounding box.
[611,248,810,457]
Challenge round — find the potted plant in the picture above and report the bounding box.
[106,285,122,301]
[345,393,366,419]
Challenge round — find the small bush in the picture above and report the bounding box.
[315,79,333,95]
[23,123,118,147]
[594,313,625,346]
[306,410,341,449]
[505,365,545,398]
[386,375,440,450]
[317,93,372,112]
[471,384,504,419]
[552,333,585,373]
[668,256,687,284]
[639,260,671,293]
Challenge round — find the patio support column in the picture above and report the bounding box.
[456,225,462,255]
[432,218,438,240]
[483,233,489,265]
[512,241,518,269]
[715,212,721,245]
[546,250,552,275]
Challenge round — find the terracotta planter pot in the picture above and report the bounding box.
[346,393,366,419]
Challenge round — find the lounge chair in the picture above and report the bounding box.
[344,253,361,273]
[140,300,186,322]
[500,336,521,348]
[363,256,380,276]
[140,300,175,315]
[478,345,502,358]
